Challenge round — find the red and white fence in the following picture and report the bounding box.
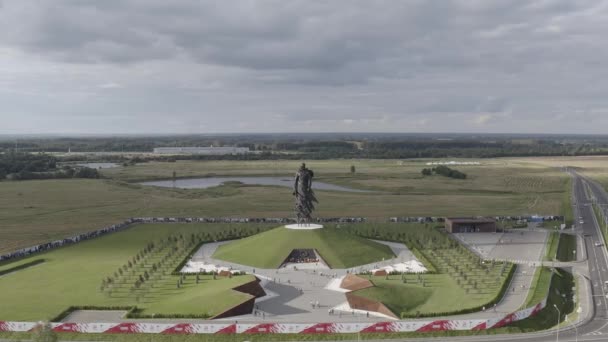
[0,300,546,335]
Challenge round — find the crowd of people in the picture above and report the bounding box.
[0,219,136,262]
[285,249,319,264]
[389,215,564,223]
[133,217,366,224]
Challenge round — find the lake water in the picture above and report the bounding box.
[140,176,368,192]
[77,163,119,169]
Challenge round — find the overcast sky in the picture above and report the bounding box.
[1,0,608,134]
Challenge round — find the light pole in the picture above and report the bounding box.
[553,304,560,342]
[566,313,578,342]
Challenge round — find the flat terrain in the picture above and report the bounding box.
[213,226,395,268]
[0,223,276,321]
[514,156,608,187]
[0,158,575,254]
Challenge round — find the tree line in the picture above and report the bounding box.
[0,151,99,181]
[421,165,467,179]
[3,134,608,160]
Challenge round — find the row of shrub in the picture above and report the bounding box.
[49,305,216,321]
[127,308,212,319]
[0,259,45,277]
[50,306,137,322]
[399,263,516,318]
[421,165,467,179]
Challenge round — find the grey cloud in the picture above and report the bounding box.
[1,0,608,134]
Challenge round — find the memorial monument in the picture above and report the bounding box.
[286,163,323,229]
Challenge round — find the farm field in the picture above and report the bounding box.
[0,158,573,254]
[0,223,276,321]
[212,226,395,268]
[514,156,608,190]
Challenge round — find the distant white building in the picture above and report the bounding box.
[425,161,480,166]
[153,146,250,155]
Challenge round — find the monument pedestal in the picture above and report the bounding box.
[284,223,324,230]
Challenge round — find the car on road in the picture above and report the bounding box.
[595,241,604,247]
[580,220,585,224]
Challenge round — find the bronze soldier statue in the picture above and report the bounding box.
[293,163,318,225]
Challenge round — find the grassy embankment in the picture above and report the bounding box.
[544,232,559,261]
[593,204,608,249]
[556,234,577,262]
[511,268,575,331]
[213,226,395,268]
[337,223,514,318]
[522,267,553,308]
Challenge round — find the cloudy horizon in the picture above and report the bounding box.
[1,0,608,134]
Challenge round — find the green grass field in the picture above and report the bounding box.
[338,223,514,317]
[0,158,573,254]
[556,234,577,262]
[0,223,276,321]
[544,232,559,261]
[353,277,434,314]
[213,226,395,268]
[354,267,512,318]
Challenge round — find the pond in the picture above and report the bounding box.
[139,176,369,192]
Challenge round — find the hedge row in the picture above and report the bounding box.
[400,263,517,319]
[126,310,212,319]
[49,305,215,321]
[0,259,45,277]
[50,306,137,322]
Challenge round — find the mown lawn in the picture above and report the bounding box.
[213,226,395,268]
[544,232,559,261]
[0,223,274,321]
[556,234,577,262]
[351,270,511,318]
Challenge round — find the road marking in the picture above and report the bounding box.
[584,177,608,335]
[586,331,604,335]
